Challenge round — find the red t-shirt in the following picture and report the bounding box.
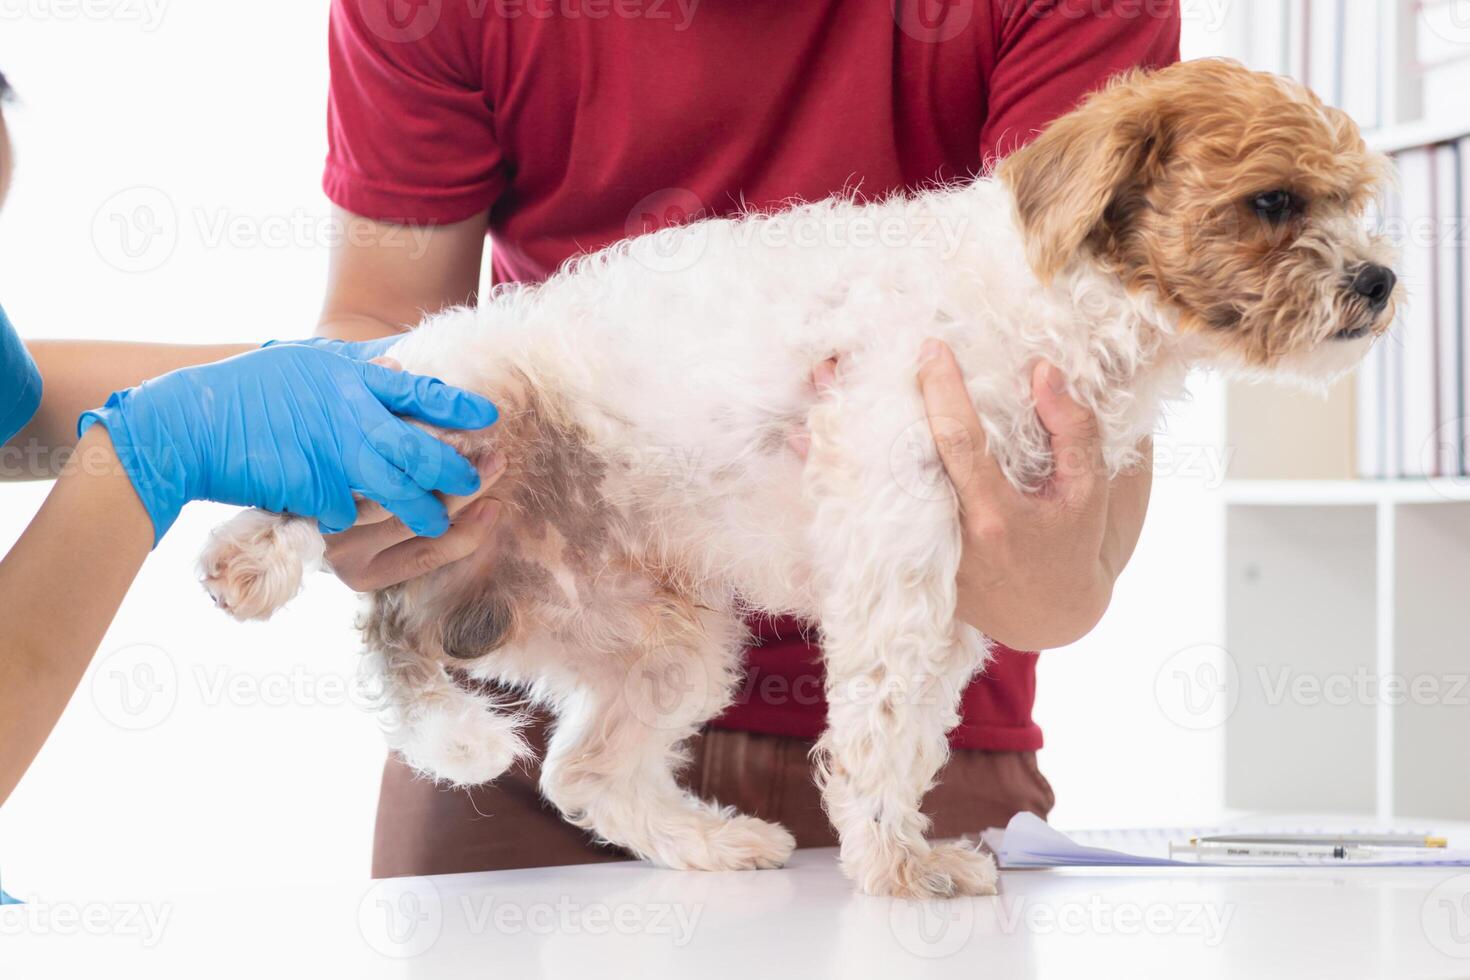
[324,0,1180,751]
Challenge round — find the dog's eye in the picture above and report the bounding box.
[1250,190,1299,222]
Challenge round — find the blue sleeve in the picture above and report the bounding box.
[0,303,42,445]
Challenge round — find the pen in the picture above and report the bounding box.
[1191,833,1447,849]
[1173,841,1447,864]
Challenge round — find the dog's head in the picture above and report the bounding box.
[998,58,1397,382]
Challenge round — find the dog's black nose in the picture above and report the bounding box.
[1351,264,1396,310]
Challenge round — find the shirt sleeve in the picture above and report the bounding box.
[980,0,1181,162]
[323,0,507,224]
[0,303,42,447]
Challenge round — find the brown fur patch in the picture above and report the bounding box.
[999,58,1396,366]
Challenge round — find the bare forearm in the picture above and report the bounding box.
[315,207,487,342]
[0,426,152,805]
[316,311,407,342]
[5,340,253,477]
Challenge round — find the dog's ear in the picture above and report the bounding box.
[999,69,1174,283]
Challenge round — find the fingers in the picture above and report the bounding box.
[917,339,1008,502]
[1030,361,1104,501]
[354,451,505,527]
[354,359,499,431]
[357,480,453,538]
[315,484,361,536]
[356,498,503,591]
[366,411,485,500]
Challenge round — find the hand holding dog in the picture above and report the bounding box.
[917,339,1151,651]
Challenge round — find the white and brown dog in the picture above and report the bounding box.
[200,59,1397,898]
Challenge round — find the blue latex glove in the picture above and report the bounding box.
[79,345,498,545]
[263,335,401,361]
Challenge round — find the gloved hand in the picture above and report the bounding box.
[262,335,402,361]
[79,344,498,545]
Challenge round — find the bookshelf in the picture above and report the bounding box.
[1223,486,1470,822]
[1218,1,1470,823]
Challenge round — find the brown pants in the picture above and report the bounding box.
[372,709,1054,878]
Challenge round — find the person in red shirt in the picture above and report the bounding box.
[317,0,1178,876]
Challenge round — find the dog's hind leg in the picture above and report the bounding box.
[537,601,796,871]
[804,372,997,898]
[359,588,532,788]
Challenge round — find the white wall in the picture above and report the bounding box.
[0,2,390,894]
[0,5,1251,895]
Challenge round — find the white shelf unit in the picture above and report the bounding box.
[1224,481,1470,822]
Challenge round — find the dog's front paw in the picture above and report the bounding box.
[705,815,798,871]
[654,813,797,872]
[855,840,998,899]
[198,512,323,621]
